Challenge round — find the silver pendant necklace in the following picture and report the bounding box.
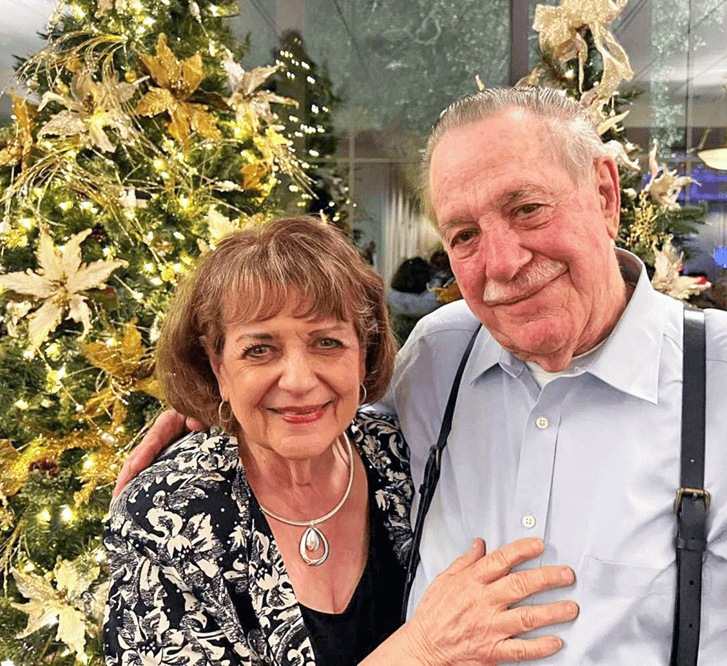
[258,432,354,566]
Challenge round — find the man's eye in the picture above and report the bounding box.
[517,203,542,216]
[450,230,477,246]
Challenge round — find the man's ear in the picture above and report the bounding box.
[594,155,621,240]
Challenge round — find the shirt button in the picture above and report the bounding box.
[522,514,536,529]
[536,416,549,429]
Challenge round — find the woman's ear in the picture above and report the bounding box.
[207,347,228,401]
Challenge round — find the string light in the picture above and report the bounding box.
[14,399,29,410]
[60,506,73,523]
[37,508,51,522]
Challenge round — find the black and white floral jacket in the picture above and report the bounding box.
[104,410,413,666]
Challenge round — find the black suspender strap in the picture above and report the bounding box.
[401,325,482,623]
[671,309,709,666]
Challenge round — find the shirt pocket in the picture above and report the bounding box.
[582,555,674,598]
[578,556,675,664]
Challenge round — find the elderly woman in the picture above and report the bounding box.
[104,216,577,666]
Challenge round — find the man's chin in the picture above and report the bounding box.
[489,320,576,369]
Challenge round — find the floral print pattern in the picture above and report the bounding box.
[104,411,413,666]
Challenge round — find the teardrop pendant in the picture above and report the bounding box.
[299,525,330,566]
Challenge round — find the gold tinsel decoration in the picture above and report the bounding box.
[0,96,36,169]
[135,34,222,143]
[625,191,670,263]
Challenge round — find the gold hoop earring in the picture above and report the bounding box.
[359,383,368,404]
[218,400,233,429]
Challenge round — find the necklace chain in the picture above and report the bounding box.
[258,432,354,528]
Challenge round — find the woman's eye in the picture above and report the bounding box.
[317,338,342,349]
[242,344,271,359]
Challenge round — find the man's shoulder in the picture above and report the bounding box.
[406,299,484,349]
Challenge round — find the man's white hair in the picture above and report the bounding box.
[421,86,609,226]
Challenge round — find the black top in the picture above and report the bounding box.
[298,463,406,665]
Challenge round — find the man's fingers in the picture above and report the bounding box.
[112,410,188,498]
[474,537,546,583]
[499,600,579,637]
[185,416,205,431]
[488,565,575,606]
[440,538,487,576]
[495,635,565,663]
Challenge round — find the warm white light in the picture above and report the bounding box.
[14,399,29,410]
[60,506,73,523]
[698,147,727,171]
[59,201,73,211]
[38,508,51,522]
[173,231,185,240]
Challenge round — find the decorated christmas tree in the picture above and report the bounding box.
[0,1,308,663]
[520,0,711,302]
[271,30,351,232]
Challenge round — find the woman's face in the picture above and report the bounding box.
[212,301,366,461]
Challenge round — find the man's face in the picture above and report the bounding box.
[429,109,624,371]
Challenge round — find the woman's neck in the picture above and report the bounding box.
[239,436,352,519]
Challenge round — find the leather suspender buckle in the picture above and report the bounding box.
[673,487,711,514]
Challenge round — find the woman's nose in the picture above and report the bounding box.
[278,350,318,392]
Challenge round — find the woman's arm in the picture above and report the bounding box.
[361,538,577,666]
[104,528,249,666]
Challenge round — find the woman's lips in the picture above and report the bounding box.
[270,402,330,424]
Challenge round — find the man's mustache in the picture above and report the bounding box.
[483,256,567,305]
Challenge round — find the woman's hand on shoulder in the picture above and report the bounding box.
[363,537,578,666]
[112,410,204,498]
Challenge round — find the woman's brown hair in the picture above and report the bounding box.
[156,216,397,431]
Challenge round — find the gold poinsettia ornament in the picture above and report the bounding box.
[12,555,106,657]
[0,96,37,169]
[222,50,297,133]
[135,34,222,143]
[0,228,126,348]
[79,318,161,420]
[38,67,137,153]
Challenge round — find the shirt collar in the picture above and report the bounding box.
[466,249,664,403]
[586,249,663,403]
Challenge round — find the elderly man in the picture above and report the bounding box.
[385,87,726,664]
[118,88,726,663]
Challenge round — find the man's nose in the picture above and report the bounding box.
[278,349,318,392]
[481,220,532,283]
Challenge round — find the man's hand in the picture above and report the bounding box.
[112,410,203,498]
[397,538,578,665]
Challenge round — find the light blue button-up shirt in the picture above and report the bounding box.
[380,250,727,664]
